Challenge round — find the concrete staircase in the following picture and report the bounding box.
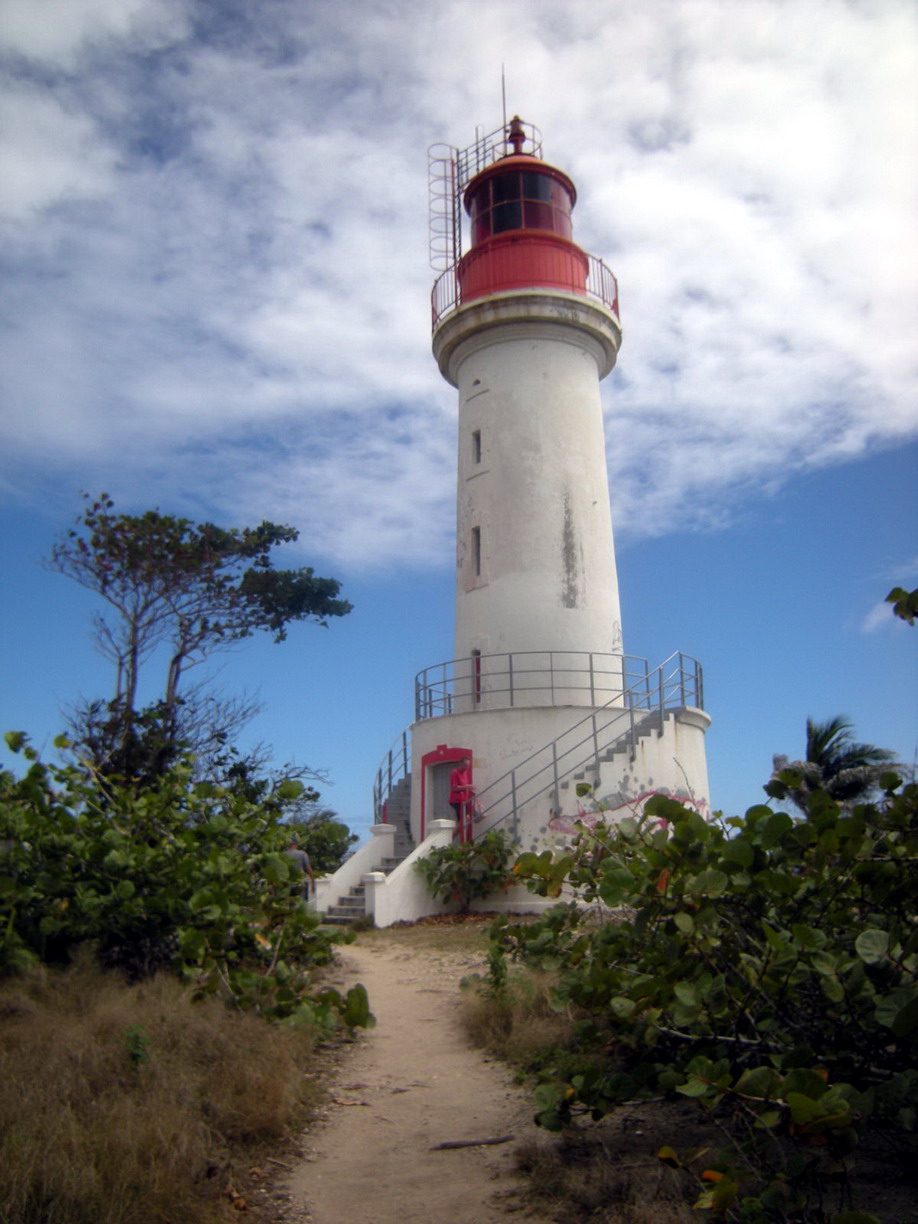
[322,777,414,925]
[558,709,666,797]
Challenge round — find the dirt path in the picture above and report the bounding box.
[281,932,555,1224]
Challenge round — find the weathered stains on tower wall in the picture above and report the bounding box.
[560,489,583,608]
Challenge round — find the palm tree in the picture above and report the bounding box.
[771,715,896,812]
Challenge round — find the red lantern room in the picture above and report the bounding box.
[459,116,588,303]
[465,118,575,244]
[429,117,618,328]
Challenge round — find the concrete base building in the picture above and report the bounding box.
[316,119,711,927]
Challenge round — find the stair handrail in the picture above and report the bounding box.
[469,651,702,840]
[372,729,411,824]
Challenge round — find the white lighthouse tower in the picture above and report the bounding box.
[409,116,711,851]
[318,118,711,924]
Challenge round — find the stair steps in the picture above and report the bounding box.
[322,805,415,925]
[558,710,668,791]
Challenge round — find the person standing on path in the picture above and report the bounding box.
[284,835,315,899]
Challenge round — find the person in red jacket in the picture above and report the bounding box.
[449,756,475,840]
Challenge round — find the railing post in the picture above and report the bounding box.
[508,653,515,707]
[460,799,472,844]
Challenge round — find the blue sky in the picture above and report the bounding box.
[1,0,916,841]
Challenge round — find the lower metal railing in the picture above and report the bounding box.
[416,651,658,720]
[374,651,702,829]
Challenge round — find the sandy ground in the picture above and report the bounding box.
[281,934,556,1224]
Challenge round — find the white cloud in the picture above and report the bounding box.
[0,0,187,68]
[0,0,916,568]
[0,86,117,220]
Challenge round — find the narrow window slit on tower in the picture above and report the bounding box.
[472,526,481,576]
[472,430,482,464]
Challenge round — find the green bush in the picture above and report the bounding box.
[499,774,917,1221]
[0,733,372,1032]
[415,829,516,912]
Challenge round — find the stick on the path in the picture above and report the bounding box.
[429,1134,515,1151]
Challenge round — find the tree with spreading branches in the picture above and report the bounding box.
[50,494,352,781]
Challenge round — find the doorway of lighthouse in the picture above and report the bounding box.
[420,745,472,840]
[430,764,453,823]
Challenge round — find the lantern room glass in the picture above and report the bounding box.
[468,168,574,245]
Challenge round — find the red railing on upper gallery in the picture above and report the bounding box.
[431,247,619,330]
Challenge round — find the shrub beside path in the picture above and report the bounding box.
[281,926,555,1224]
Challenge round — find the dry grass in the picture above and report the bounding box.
[0,951,320,1224]
[516,1128,698,1223]
[459,967,574,1068]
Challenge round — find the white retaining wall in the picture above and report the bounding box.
[361,819,457,928]
[312,822,396,913]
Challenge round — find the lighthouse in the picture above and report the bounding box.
[408,116,711,855]
[318,118,711,925]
